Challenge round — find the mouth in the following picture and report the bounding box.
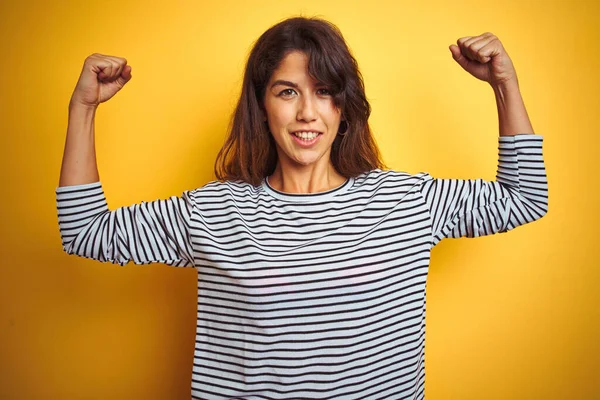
[290,130,323,145]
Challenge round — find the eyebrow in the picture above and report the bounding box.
[269,80,330,91]
[270,80,299,89]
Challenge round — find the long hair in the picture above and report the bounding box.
[215,17,385,185]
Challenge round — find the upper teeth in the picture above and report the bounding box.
[294,131,319,140]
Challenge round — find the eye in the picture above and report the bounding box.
[278,88,297,97]
[317,88,332,96]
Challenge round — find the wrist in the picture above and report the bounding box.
[491,78,524,112]
[491,78,520,96]
[69,98,98,113]
[67,101,97,131]
[492,79,534,136]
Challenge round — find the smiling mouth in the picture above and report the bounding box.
[291,131,322,141]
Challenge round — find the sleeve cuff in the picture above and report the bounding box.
[56,181,108,221]
[56,181,103,194]
[498,133,543,144]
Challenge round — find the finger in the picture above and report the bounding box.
[462,32,493,47]
[457,36,478,62]
[105,55,127,65]
[458,33,494,62]
[101,62,119,81]
[457,32,495,61]
[466,36,497,63]
[88,54,112,80]
[105,59,123,80]
[461,36,480,48]
[115,66,133,87]
[106,56,128,76]
[456,36,472,48]
[112,61,124,79]
[97,62,113,81]
[90,54,126,80]
[466,35,493,51]
[476,40,503,61]
[449,44,471,70]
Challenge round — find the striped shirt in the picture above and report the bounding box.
[55,134,548,399]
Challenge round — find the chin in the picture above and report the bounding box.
[292,158,317,167]
[293,152,324,167]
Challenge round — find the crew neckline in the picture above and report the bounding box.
[262,176,354,203]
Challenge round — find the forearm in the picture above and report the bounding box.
[492,79,534,137]
[59,102,100,186]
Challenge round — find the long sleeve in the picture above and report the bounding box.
[56,182,195,267]
[420,134,548,245]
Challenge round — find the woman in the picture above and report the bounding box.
[57,17,547,400]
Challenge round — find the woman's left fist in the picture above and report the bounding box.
[449,33,517,87]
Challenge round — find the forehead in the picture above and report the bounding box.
[270,51,312,81]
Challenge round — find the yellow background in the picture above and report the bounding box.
[1,0,598,398]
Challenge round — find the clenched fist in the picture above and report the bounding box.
[70,53,132,108]
[449,33,517,87]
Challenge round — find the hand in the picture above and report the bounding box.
[70,54,132,109]
[449,33,517,87]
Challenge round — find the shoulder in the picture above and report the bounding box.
[189,180,262,201]
[352,169,432,190]
[345,170,433,201]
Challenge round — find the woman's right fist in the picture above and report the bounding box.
[70,54,132,108]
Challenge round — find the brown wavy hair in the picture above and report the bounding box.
[215,16,385,186]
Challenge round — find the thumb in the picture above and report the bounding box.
[115,65,133,87]
[449,44,468,69]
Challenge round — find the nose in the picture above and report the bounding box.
[296,94,317,122]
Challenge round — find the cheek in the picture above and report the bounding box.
[320,101,342,123]
[265,103,294,130]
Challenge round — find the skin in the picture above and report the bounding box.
[59,33,534,190]
[449,32,534,137]
[263,51,347,194]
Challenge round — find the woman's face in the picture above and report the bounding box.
[263,51,342,170]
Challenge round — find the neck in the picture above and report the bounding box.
[268,160,346,194]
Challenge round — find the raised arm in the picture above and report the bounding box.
[57,55,195,267]
[420,33,548,245]
[60,54,132,186]
[449,32,533,137]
